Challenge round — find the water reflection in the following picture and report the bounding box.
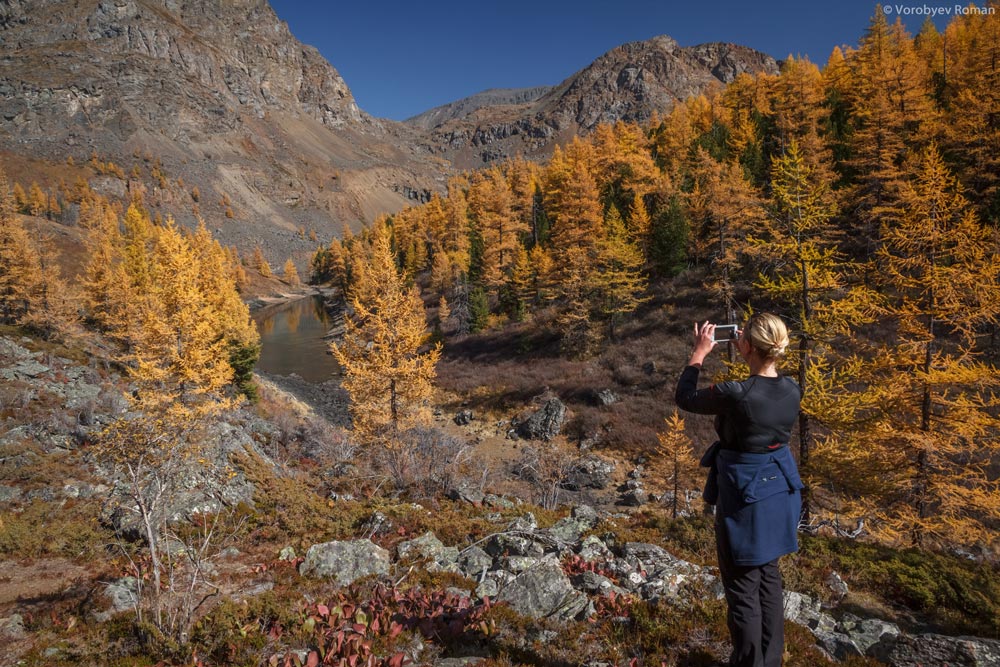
[252,295,340,383]
[286,305,301,334]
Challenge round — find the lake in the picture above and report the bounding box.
[252,295,341,383]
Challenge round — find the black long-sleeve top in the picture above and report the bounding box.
[674,365,802,454]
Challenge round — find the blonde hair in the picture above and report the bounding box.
[744,313,790,360]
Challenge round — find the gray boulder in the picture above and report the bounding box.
[448,484,485,506]
[94,577,140,621]
[397,532,459,572]
[870,632,1000,667]
[0,485,22,503]
[509,513,538,532]
[475,571,514,600]
[825,570,849,601]
[782,591,837,634]
[484,532,546,559]
[571,571,622,596]
[593,389,618,406]
[814,629,865,660]
[514,398,566,441]
[578,535,613,562]
[498,556,590,620]
[562,455,616,490]
[453,410,474,425]
[836,614,900,656]
[621,488,648,506]
[457,546,493,580]
[483,493,517,509]
[546,504,600,545]
[0,614,25,639]
[300,539,390,585]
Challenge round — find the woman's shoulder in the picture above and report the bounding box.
[712,380,747,398]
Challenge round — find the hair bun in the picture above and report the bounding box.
[769,344,787,358]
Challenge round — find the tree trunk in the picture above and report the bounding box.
[798,257,813,524]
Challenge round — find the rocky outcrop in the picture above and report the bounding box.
[512,397,567,441]
[299,539,391,585]
[397,532,460,572]
[562,455,616,490]
[0,0,368,138]
[870,633,1000,667]
[497,555,590,620]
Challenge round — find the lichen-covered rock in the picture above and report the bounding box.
[457,546,493,579]
[571,571,621,596]
[546,504,600,546]
[562,455,616,490]
[0,485,22,503]
[448,484,485,506]
[836,614,900,657]
[578,535,613,562]
[870,632,1000,667]
[514,398,566,441]
[0,613,25,640]
[93,577,140,621]
[782,591,836,634]
[498,556,590,620]
[397,532,459,572]
[484,533,546,559]
[299,539,390,585]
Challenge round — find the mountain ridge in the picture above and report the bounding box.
[415,35,779,168]
[0,0,444,267]
[0,4,777,263]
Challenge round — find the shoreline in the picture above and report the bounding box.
[246,285,339,313]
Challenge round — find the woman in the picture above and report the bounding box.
[675,313,804,667]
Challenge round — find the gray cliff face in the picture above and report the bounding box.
[0,0,441,265]
[0,0,369,145]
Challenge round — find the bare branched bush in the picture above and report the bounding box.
[116,507,246,642]
[512,442,579,510]
[97,398,240,643]
[377,427,472,497]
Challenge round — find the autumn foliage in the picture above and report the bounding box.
[314,6,1000,553]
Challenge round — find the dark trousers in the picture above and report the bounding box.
[716,521,785,667]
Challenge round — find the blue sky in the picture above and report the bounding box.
[268,0,952,121]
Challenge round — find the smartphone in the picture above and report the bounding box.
[713,324,739,342]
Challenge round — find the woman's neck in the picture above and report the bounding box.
[749,358,779,377]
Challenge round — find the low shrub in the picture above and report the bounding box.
[793,536,1000,638]
[0,499,110,559]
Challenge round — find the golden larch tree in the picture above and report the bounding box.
[655,411,700,519]
[865,144,1000,548]
[0,170,42,324]
[594,204,649,340]
[467,166,524,291]
[282,258,300,286]
[331,223,441,445]
[748,139,874,522]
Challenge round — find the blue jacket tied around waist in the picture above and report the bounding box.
[702,443,804,566]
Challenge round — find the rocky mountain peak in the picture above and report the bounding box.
[418,34,779,167]
[0,0,370,138]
